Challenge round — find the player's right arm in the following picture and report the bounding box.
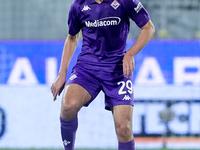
[51,34,79,101]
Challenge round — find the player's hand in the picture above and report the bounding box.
[51,73,66,101]
[123,51,135,78]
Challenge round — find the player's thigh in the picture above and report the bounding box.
[112,105,133,131]
[62,83,92,110]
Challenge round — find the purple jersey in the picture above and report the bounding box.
[68,0,150,72]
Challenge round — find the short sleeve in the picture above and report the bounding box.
[122,0,150,28]
[68,2,81,35]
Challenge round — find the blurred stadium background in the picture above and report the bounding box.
[0,0,200,149]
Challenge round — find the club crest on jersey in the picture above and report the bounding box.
[111,0,120,10]
[69,74,77,80]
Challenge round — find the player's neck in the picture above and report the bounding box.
[95,0,103,4]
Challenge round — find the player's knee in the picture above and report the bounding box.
[61,99,80,119]
[116,123,132,140]
[62,101,78,113]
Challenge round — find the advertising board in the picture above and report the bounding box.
[0,40,199,149]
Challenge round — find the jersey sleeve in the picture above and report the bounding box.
[123,0,150,28]
[68,2,81,36]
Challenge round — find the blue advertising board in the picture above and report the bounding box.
[0,40,200,85]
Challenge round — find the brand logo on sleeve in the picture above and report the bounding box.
[134,1,143,13]
[85,17,121,27]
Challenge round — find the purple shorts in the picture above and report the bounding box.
[67,65,134,111]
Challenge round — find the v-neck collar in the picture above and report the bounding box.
[89,0,110,4]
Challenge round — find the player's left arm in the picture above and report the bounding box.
[123,20,155,78]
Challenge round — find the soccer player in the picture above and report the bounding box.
[51,0,155,149]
